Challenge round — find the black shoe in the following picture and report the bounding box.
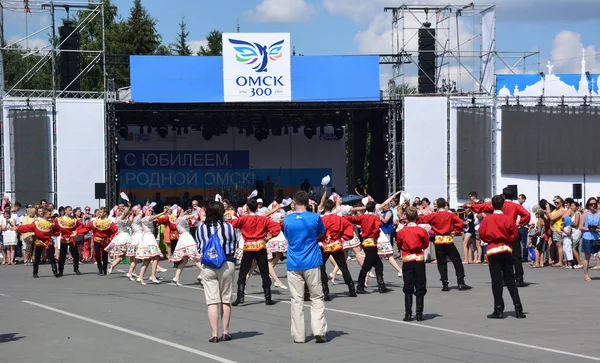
[403,314,412,322]
[378,285,391,293]
[441,282,450,292]
[209,336,219,343]
[315,335,328,343]
[516,279,530,288]
[348,283,357,297]
[231,285,245,306]
[33,274,39,278]
[514,304,526,319]
[324,294,332,302]
[487,305,505,319]
[356,283,368,294]
[58,271,64,277]
[415,313,424,322]
[221,334,232,341]
[457,279,472,291]
[416,295,424,320]
[97,271,103,276]
[75,270,82,275]
[264,287,275,306]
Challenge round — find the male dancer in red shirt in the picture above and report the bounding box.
[478,195,526,319]
[467,187,531,287]
[17,208,61,278]
[230,198,282,306]
[345,201,391,294]
[397,206,430,321]
[415,198,472,291]
[321,199,357,300]
[56,206,84,276]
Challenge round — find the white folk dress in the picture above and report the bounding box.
[127,215,143,257]
[105,216,131,255]
[135,217,162,260]
[170,217,201,262]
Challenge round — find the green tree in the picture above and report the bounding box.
[197,30,222,56]
[3,41,53,92]
[124,0,161,55]
[171,16,192,56]
[390,82,417,98]
[155,45,172,55]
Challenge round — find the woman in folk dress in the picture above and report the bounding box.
[105,203,132,274]
[264,201,288,290]
[135,206,166,285]
[126,205,144,281]
[170,207,202,286]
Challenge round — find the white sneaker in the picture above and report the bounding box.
[157,266,167,273]
[149,278,161,284]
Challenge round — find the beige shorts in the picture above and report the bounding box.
[201,261,235,305]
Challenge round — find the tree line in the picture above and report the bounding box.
[3,0,222,92]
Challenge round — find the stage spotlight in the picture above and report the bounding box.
[157,126,168,139]
[177,127,182,136]
[238,127,244,134]
[255,127,269,141]
[184,126,189,134]
[334,126,344,139]
[271,126,282,136]
[284,126,289,135]
[246,125,253,137]
[202,127,213,141]
[118,126,128,139]
[292,126,299,134]
[319,125,325,135]
[139,126,144,134]
[147,125,152,133]
[304,126,315,139]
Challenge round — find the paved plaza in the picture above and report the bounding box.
[1,246,599,363]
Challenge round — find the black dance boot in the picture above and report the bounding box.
[347,282,357,297]
[33,264,39,278]
[457,278,472,291]
[376,273,391,293]
[487,305,505,319]
[58,265,64,277]
[323,283,332,301]
[51,261,60,278]
[416,295,425,321]
[514,304,526,319]
[74,268,82,275]
[516,277,530,288]
[403,294,413,321]
[264,287,275,306]
[231,284,245,306]
[441,280,450,292]
[356,270,368,294]
[97,268,103,276]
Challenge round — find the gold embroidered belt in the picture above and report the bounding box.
[434,235,454,244]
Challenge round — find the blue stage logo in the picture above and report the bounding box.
[229,38,284,73]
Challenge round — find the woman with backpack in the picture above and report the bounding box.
[196,201,238,343]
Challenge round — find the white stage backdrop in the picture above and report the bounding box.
[449,107,458,207]
[56,99,106,208]
[404,97,448,202]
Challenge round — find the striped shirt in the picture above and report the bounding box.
[196,221,237,257]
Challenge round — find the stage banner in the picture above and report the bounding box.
[222,33,292,102]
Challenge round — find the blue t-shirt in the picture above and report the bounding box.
[380,210,394,235]
[283,211,326,271]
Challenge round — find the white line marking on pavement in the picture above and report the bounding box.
[171,283,600,361]
[22,300,237,363]
[0,293,11,297]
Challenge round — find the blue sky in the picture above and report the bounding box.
[5,0,600,88]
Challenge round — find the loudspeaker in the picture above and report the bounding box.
[95,183,106,199]
[573,183,583,200]
[418,26,436,94]
[507,185,518,198]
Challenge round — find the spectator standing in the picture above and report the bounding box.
[283,191,328,344]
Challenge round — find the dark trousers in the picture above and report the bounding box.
[237,249,271,288]
[34,244,57,275]
[488,252,522,309]
[512,235,524,280]
[518,226,529,261]
[320,250,353,288]
[94,242,108,273]
[434,243,464,282]
[402,261,427,297]
[59,243,80,273]
[357,247,383,286]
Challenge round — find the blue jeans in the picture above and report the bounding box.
[519,226,529,261]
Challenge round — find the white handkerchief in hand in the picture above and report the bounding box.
[248,190,258,199]
[215,194,222,202]
[170,204,178,211]
[282,198,292,207]
[321,175,331,186]
[361,197,369,206]
[119,192,129,202]
[399,191,410,205]
[149,202,157,208]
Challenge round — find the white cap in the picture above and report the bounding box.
[257,198,263,203]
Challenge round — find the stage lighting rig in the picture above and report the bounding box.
[147,125,152,133]
[139,126,144,134]
[118,126,128,139]
[184,126,189,134]
[157,126,168,139]
[293,126,299,134]
[334,126,344,139]
[202,127,213,141]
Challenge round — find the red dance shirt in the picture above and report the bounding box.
[396,223,430,262]
[230,214,281,252]
[17,219,60,248]
[157,214,179,242]
[470,201,530,227]
[478,211,518,256]
[321,213,354,253]
[84,218,118,247]
[416,211,464,244]
[56,216,83,245]
[345,214,381,248]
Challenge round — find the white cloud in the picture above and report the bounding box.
[7,36,49,51]
[243,0,317,24]
[551,31,600,74]
[188,39,208,55]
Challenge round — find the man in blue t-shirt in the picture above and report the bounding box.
[283,190,328,344]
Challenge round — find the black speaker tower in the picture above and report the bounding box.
[418,22,436,94]
[59,19,81,92]
[573,183,583,200]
